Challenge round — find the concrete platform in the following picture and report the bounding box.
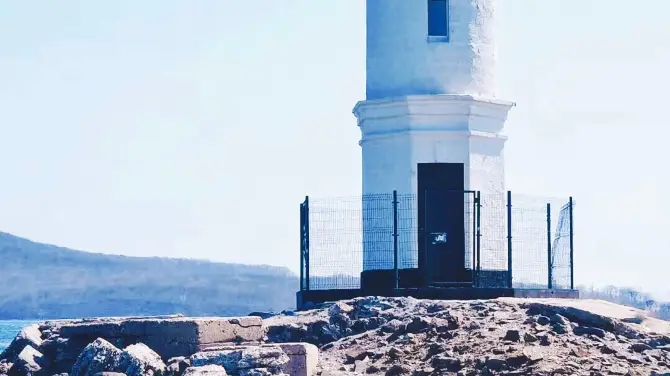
[45,316,265,360]
[296,287,580,310]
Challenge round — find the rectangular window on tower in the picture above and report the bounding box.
[428,0,449,40]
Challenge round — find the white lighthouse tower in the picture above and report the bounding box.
[353,0,514,278]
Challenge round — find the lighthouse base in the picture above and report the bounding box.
[296,286,579,310]
[359,268,510,290]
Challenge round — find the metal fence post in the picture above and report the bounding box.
[569,197,575,290]
[475,191,482,287]
[547,202,552,290]
[507,191,513,289]
[304,196,310,291]
[299,201,305,292]
[472,192,477,287]
[392,190,399,289]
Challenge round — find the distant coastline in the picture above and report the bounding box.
[0,231,297,320]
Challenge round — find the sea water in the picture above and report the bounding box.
[0,320,35,352]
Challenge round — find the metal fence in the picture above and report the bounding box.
[299,191,575,292]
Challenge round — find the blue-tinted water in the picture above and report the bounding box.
[0,321,35,352]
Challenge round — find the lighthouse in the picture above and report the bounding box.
[353,0,514,285]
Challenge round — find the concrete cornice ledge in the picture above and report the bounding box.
[353,94,515,140]
[358,129,508,145]
[353,94,515,124]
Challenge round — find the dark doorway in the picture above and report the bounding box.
[417,163,467,284]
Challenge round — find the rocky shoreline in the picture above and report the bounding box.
[1,297,669,376]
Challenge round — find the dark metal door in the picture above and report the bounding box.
[417,163,470,284]
[424,190,474,284]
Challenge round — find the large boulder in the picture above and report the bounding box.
[40,336,105,374]
[120,343,166,376]
[0,360,13,374]
[166,357,191,376]
[0,325,43,364]
[7,345,45,376]
[71,338,124,376]
[70,338,167,376]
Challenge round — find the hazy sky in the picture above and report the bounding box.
[1,1,669,299]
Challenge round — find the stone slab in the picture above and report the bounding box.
[50,317,264,360]
[275,343,318,376]
[197,343,318,376]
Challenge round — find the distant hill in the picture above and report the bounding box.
[2,232,667,322]
[0,232,298,319]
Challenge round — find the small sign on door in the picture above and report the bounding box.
[431,232,448,244]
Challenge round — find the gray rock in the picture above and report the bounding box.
[608,364,628,375]
[536,316,550,326]
[8,345,44,376]
[521,347,545,363]
[365,365,381,374]
[573,326,606,338]
[328,302,353,317]
[328,314,351,330]
[344,349,372,364]
[630,343,653,353]
[0,360,12,375]
[265,319,340,346]
[551,323,569,335]
[549,314,569,326]
[237,347,288,372]
[431,356,461,372]
[71,338,124,376]
[435,314,460,331]
[425,343,446,359]
[120,343,166,376]
[190,347,289,374]
[353,359,368,373]
[0,325,43,364]
[239,369,277,376]
[523,333,538,343]
[386,347,402,360]
[248,312,278,320]
[525,303,633,337]
[504,353,529,369]
[484,358,505,371]
[183,365,228,376]
[405,317,432,334]
[351,317,386,333]
[384,364,410,376]
[599,343,619,355]
[39,336,93,375]
[380,320,406,334]
[503,330,521,342]
[166,357,191,376]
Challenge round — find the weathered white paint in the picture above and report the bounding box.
[354,95,512,197]
[366,0,498,100]
[355,1,513,272]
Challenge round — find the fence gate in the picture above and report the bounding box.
[299,197,309,291]
[422,190,477,287]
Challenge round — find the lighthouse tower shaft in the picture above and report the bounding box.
[365,0,498,100]
[354,0,514,274]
